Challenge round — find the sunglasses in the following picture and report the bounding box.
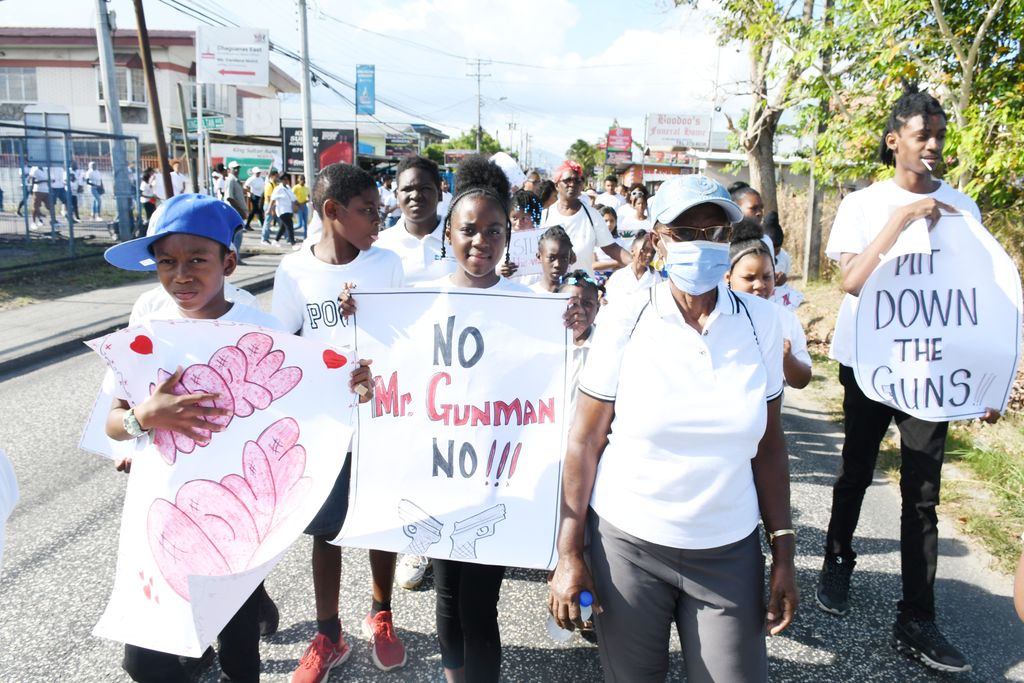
[657,225,734,243]
[559,273,599,287]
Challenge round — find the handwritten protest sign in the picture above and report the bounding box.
[853,212,1023,421]
[507,228,543,278]
[337,289,570,569]
[87,320,353,657]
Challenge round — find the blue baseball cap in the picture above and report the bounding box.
[650,174,743,225]
[104,193,242,271]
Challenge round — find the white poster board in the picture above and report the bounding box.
[507,228,543,279]
[853,213,1023,421]
[89,320,353,656]
[196,26,270,87]
[336,289,570,570]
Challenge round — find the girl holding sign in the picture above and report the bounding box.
[817,89,1000,674]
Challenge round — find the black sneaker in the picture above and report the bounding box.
[892,618,971,673]
[257,583,280,638]
[815,554,854,616]
[179,645,215,681]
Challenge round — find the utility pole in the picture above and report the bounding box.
[466,58,490,153]
[297,0,314,183]
[131,0,173,199]
[93,0,133,239]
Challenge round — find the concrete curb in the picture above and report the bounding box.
[0,272,278,378]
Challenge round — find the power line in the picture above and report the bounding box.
[156,0,453,132]
[312,7,653,71]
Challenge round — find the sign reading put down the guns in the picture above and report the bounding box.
[853,212,1023,421]
[337,288,571,569]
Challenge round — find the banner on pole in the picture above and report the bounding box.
[356,64,375,116]
[853,213,1023,421]
[87,320,353,656]
[337,289,571,570]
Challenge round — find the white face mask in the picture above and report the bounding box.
[662,240,731,295]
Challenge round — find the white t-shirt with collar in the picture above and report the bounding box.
[270,184,297,217]
[271,244,405,348]
[602,267,661,302]
[374,217,457,284]
[541,201,616,276]
[580,280,784,550]
[824,179,981,366]
[595,192,625,209]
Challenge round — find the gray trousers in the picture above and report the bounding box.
[588,513,767,683]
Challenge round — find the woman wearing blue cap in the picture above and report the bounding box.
[549,174,797,682]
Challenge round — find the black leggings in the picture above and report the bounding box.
[433,559,506,681]
[122,585,261,682]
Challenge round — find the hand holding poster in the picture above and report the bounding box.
[507,228,543,278]
[336,289,570,570]
[853,212,1023,421]
[88,320,354,656]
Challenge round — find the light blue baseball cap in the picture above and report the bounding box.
[104,193,242,271]
[650,174,744,225]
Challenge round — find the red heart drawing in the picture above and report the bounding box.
[322,349,348,369]
[129,335,153,355]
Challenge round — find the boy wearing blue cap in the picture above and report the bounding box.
[102,193,281,683]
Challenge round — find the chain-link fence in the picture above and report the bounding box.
[0,120,140,268]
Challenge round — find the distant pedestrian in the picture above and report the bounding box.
[138,168,158,238]
[269,173,296,246]
[292,174,309,238]
[86,161,104,220]
[243,168,266,230]
[29,164,52,226]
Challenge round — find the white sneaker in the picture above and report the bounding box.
[260,239,271,246]
[395,554,430,590]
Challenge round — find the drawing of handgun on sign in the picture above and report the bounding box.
[449,504,506,560]
[398,499,443,554]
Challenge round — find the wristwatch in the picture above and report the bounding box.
[123,407,148,438]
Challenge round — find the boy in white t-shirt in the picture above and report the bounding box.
[272,163,407,680]
[101,193,307,683]
[816,91,1001,675]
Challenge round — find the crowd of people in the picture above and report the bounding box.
[83,90,1013,683]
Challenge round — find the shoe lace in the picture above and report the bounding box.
[913,619,950,646]
[373,615,397,642]
[301,636,331,670]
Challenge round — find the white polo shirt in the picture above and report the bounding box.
[374,217,456,284]
[824,179,980,366]
[580,280,783,550]
[602,267,661,302]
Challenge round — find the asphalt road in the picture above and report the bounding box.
[1,290,1022,681]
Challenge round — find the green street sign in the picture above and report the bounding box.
[186,116,225,132]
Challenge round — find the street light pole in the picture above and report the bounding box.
[93,0,133,239]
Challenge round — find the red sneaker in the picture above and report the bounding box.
[361,610,408,671]
[290,632,351,683]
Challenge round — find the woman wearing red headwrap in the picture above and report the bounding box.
[540,161,629,277]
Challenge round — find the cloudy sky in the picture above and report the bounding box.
[3,0,752,170]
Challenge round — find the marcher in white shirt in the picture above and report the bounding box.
[376,156,455,287]
[550,173,796,682]
[602,230,661,302]
[595,174,626,209]
[436,178,453,219]
[377,155,455,594]
[269,174,298,246]
[541,160,629,275]
[725,221,811,389]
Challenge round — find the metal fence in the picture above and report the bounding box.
[0,121,140,261]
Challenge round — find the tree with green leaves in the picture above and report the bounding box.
[686,0,818,213]
[565,139,600,181]
[422,127,505,166]
[807,0,1024,263]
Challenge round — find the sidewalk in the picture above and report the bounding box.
[0,232,291,375]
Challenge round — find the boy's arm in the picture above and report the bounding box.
[105,367,232,442]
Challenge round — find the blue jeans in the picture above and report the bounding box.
[296,204,308,237]
[91,186,102,216]
[261,213,273,242]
